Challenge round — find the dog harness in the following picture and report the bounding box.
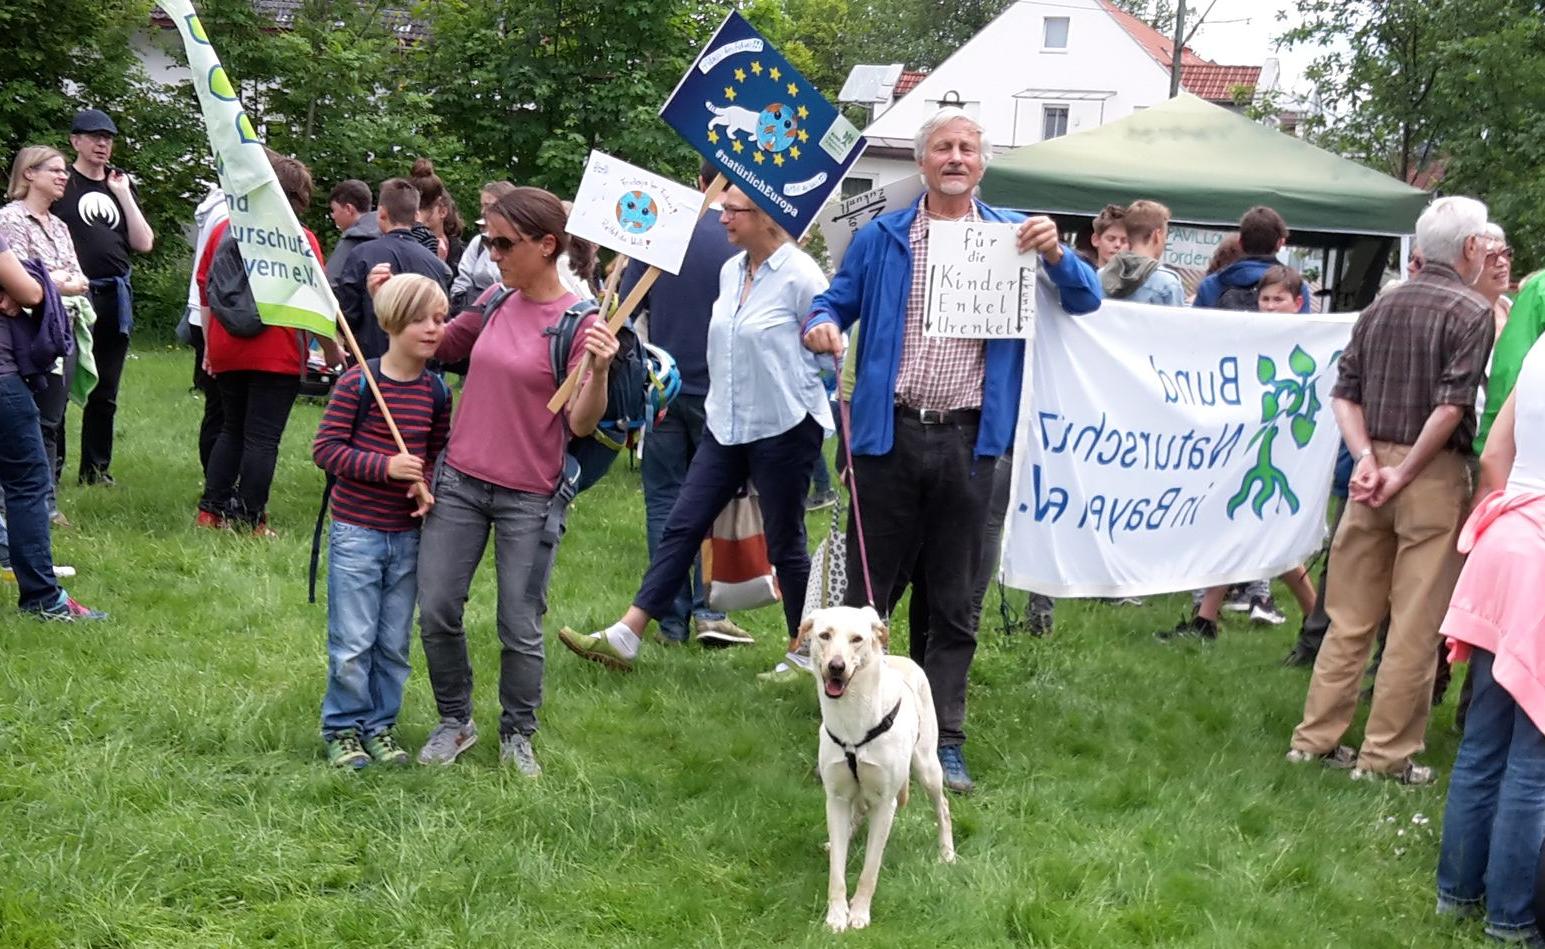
[825,698,903,784]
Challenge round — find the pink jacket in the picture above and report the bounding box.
[1443,490,1545,731]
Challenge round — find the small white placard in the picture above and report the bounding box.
[566,150,705,276]
[923,220,1037,339]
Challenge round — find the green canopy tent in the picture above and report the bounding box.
[979,94,1431,309]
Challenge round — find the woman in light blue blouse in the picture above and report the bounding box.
[561,185,831,672]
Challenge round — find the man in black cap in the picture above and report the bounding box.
[54,108,155,485]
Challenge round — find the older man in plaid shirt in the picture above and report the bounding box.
[1287,196,1496,786]
[801,107,1101,793]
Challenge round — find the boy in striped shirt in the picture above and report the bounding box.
[313,274,452,768]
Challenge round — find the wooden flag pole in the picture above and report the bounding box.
[545,173,730,414]
[331,307,432,507]
[545,253,627,413]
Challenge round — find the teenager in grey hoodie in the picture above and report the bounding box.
[324,179,380,288]
[1098,199,1184,306]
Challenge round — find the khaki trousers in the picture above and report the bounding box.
[1290,441,1470,773]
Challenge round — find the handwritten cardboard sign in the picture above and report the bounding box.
[923,220,1037,339]
[815,176,925,270]
[567,150,703,276]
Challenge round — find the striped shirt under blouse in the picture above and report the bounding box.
[313,365,451,532]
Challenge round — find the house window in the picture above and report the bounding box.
[841,177,874,199]
[1043,17,1069,49]
[1042,105,1069,139]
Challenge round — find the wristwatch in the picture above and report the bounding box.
[1356,447,1373,461]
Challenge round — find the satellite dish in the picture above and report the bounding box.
[839,64,905,104]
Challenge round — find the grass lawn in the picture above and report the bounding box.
[1,348,1491,948]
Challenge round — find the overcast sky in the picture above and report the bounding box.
[1179,0,1321,98]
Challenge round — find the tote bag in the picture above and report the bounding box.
[703,485,781,612]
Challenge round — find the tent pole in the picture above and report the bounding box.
[1399,235,1412,281]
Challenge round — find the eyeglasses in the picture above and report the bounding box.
[1486,246,1513,263]
[720,204,757,217]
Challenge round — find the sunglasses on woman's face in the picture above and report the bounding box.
[484,234,531,253]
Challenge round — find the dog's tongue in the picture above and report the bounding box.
[824,678,846,698]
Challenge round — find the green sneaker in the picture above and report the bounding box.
[557,626,635,671]
[364,731,410,766]
[757,648,814,683]
[326,730,370,769]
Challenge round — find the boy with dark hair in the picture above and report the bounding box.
[1099,199,1183,306]
[1085,203,1128,268]
[1193,205,1312,312]
[325,179,378,286]
[334,179,451,359]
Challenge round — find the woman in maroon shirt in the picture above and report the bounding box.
[410,187,616,775]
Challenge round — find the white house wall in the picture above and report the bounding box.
[864,0,1177,151]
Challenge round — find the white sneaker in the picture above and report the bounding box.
[1250,596,1286,626]
[1,564,74,582]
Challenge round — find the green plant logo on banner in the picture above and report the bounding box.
[1228,346,1335,519]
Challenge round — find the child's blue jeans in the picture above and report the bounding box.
[321,521,418,740]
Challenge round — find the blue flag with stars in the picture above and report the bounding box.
[660,11,866,239]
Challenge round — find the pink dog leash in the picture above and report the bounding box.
[834,353,876,609]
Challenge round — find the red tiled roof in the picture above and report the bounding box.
[1096,0,1211,69]
[152,1,428,41]
[1179,64,1261,101]
[894,70,928,98]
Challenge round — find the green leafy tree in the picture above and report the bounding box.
[1283,0,1545,272]
[169,0,450,236]
[414,0,714,198]
[0,0,151,157]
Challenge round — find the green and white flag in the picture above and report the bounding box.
[164,0,338,338]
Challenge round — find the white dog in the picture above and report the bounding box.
[705,101,762,145]
[802,605,955,932]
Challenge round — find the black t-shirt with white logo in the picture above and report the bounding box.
[55,167,135,279]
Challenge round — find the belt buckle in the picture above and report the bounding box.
[918,408,948,425]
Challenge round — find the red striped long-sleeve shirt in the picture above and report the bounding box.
[313,365,452,532]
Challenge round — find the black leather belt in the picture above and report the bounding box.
[896,405,981,425]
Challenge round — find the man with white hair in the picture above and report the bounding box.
[1286,196,1496,785]
[801,107,1101,793]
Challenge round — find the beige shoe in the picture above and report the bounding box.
[692,616,755,647]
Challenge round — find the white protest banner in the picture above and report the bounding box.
[162,0,337,338]
[815,176,925,269]
[1001,287,1356,597]
[924,220,1036,339]
[566,150,704,276]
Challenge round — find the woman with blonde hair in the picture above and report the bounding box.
[0,174,103,620]
[559,185,832,675]
[0,145,91,527]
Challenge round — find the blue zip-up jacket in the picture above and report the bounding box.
[1192,255,1312,313]
[804,201,1102,459]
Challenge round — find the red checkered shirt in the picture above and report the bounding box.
[893,199,987,411]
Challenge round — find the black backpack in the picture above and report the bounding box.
[545,303,650,493]
[1214,282,1262,311]
[205,233,267,338]
[308,359,452,602]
